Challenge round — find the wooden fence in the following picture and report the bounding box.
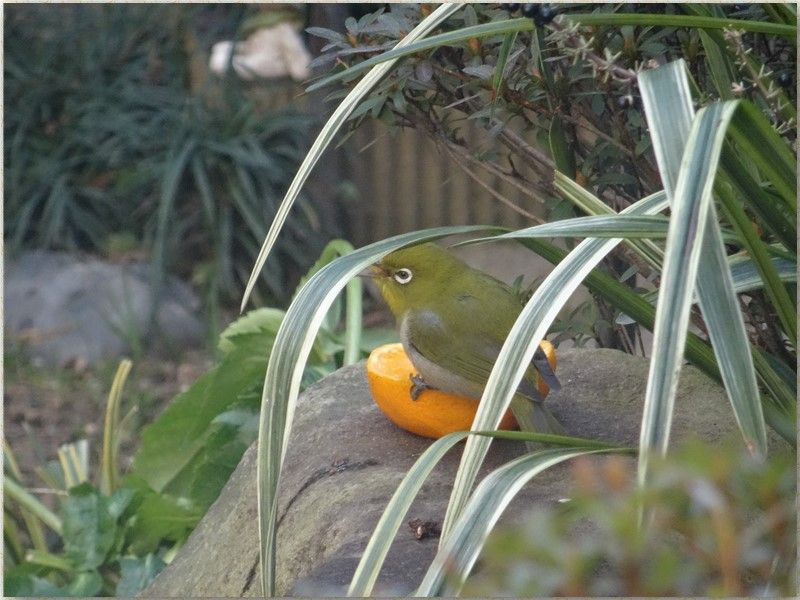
[256,82,545,246]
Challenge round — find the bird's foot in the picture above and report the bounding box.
[409,373,435,401]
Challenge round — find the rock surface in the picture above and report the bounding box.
[4,250,205,365]
[142,348,787,597]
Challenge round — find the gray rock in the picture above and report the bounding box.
[4,250,205,365]
[142,348,788,597]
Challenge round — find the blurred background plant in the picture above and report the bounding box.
[465,439,796,597]
[4,4,336,318]
[3,240,393,596]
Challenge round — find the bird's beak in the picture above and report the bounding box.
[358,264,388,279]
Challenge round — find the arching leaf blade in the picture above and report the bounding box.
[418,448,626,596]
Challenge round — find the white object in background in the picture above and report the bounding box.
[210,22,311,81]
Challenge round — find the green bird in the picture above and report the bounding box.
[367,242,564,436]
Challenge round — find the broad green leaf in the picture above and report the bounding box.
[131,340,266,494]
[61,483,117,570]
[440,192,668,545]
[241,3,463,311]
[639,61,766,476]
[123,478,202,555]
[217,307,285,355]
[116,554,166,597]
[131,299,298,500]
[256,225,499,596]
[184,420,255,509]
[348,430,625,596]
[4,568,69,597]
[418,448,624,596]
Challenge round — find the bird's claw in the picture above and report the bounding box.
[409,373,434,401]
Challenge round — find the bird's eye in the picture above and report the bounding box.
[393,268,413,284]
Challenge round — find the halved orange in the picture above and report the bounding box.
[366,341,557,439]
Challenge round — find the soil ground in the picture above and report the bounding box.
[4,342,214,488]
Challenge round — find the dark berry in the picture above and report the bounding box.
[733,4,748,11]
[777,71,792,88]
[501,3,521,13]
[617,95,632,109]
[535,3,556,24]
[521,4,539,19]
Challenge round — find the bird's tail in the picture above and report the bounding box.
[510,395,565,452]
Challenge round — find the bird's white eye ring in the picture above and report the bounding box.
[393,268,413,284]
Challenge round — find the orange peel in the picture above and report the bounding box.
[366,341,557,439]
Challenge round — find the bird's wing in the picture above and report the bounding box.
[405,308,499,385]
[405,306,553,402]
[533,346,561,391]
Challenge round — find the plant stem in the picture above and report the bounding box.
[101,359,133,495]
[4,477,63,535]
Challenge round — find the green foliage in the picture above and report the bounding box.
[465,439,796,597]
[309,2,796,354]
[243,4,795,597]
[3,240,392,596]
[4,4,332,309]
[61,484,119,570]
[4,478,164,596]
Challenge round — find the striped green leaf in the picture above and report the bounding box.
[440,191,668,545]
[641,255,797,303]
[638,62,767,479]
[728,256,797,294]
[417,448,626,596]
[469,214,739,242]
[553,171,666,271]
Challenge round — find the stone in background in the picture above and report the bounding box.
[5,250,205,366]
